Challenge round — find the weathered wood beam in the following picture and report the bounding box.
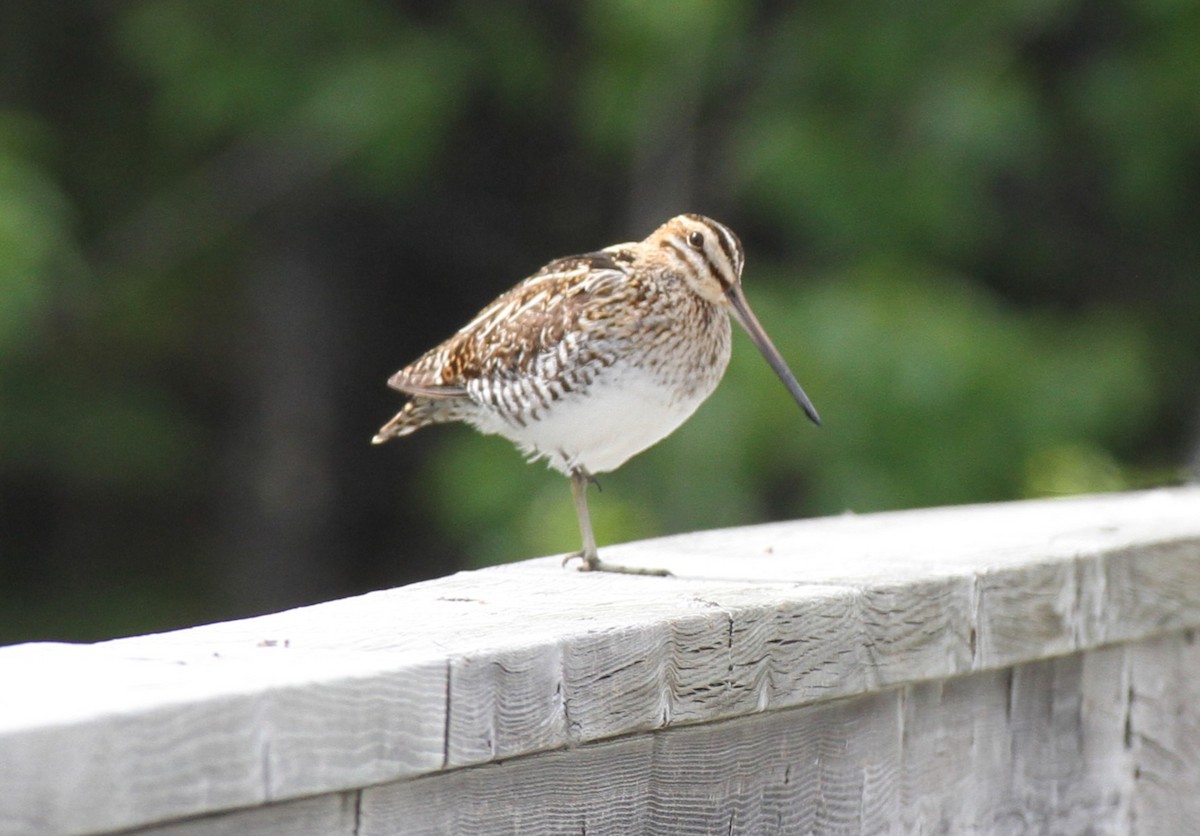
[1,487,1198,835]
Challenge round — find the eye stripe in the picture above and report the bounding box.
[675,229,735,291]
[714,221,744,277]
[663,238,705,277]
[697,239,730,290]
[712,223,737,270]
[681,215,743,278]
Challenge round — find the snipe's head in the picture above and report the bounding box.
[649,213,745,305]
[650,213,822,426]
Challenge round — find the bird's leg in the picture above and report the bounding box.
[563,468,672,577]
[569,467,600,567]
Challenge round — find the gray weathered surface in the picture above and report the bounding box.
[124,632,1200,835]
[128,794,358,836]
[1,487,1198,834]
[363,646,1158,835]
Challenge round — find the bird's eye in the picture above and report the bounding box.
[687,231,705,250]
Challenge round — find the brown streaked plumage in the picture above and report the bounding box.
[374,214,820,575]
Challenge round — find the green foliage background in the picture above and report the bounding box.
[1,0,1195,642]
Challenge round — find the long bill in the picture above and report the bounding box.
[725,285,822,426]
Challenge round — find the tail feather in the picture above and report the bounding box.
[372,399,447,445]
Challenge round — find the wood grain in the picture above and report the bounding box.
[127,794,358,836]
[1,487,1198,834]
[361,638,1197,835]
[1127,629,1200,833]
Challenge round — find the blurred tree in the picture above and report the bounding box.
[0,0,1195,643]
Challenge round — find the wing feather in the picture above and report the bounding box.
[385,250,632,395]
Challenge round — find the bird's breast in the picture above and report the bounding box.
[468,312,733,474]
[493,366,718,474]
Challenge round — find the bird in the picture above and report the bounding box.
[373,213,820,575]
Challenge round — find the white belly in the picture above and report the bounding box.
[472,367,720,475]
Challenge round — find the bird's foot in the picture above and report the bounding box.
[562,551,672,577]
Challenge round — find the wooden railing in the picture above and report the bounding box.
[2,487,1199,835]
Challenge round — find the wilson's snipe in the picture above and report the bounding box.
[373,214,820,575]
